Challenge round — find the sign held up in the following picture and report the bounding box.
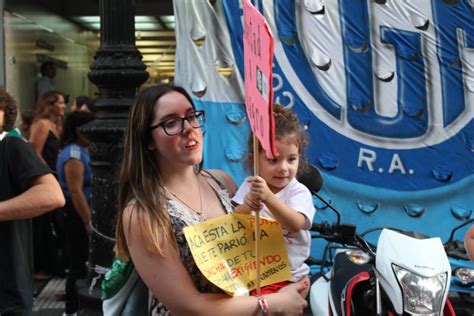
[243,0,278,158]
[183,213,291,296]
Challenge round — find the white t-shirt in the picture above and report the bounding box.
[232,178,316,281]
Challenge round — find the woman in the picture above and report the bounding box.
[29,90,66,279]
[114,84,308,315]
[57,112,94,315]
[30,90,65,169]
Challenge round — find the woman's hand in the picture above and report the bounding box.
[266,280,309,315]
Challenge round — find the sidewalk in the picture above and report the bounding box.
[33,278,102,316]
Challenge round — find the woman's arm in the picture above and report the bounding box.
[29,119,49,159]
[248,177,306,233]
[464,225,474,261]
[123,205,307,315]
[64,159,90,232]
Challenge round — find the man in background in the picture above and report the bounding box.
[35,61,56,101]
[0,87,65,315]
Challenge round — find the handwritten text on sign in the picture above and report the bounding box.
[243,0,278,158]
[183,213,291,296]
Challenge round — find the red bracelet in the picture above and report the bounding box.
[258,296,269,316]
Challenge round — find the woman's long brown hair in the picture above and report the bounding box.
[114,84,196,260]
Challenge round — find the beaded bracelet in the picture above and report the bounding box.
[258,296,269,316]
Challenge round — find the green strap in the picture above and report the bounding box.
[101,257,135,299]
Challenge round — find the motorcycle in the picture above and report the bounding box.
[308,221,456,315]
[298,165,456,316]
[444,218,474,304]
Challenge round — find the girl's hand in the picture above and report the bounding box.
[249,176,272,202]
[243,192,263,210]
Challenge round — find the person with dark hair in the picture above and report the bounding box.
[19,111,35,139]
[71,96,95,113]
[29,90,66,279]
[233,104,315,297]
[0,88,65,315]
[36,61,56,100]
[109,84,308,315]
[56,112,95,316]
[0,87,20,139]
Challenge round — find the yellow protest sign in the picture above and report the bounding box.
[183,213,292,296]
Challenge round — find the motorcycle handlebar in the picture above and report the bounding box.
[310,222,357,244]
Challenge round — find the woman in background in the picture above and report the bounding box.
[57,111,95,315]
[29,90,66,279]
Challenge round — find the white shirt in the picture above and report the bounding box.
[36,76,55,99]
[232,178,316,281]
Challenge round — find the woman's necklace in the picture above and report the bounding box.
[165,176,203,215]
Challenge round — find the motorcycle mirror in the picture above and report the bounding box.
[298,163,342,225]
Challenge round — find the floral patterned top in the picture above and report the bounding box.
[151,173,234,315]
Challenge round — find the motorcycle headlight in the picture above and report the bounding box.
[454,267,474,285]
[393,264,447,315]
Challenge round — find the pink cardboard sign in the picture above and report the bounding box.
[243,0,278,159]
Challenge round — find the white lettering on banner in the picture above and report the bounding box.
[388,154,406,175]
[357,148,376,172]
[357,148,414,175]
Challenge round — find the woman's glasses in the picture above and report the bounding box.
[149,110,205,136]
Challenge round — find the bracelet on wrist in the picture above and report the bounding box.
[258,296,269,316]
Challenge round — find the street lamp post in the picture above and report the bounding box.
[80,0,149,302]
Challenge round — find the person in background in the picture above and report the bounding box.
[19,111,35,140]
[0,88,20,140]
[0,87,65,315]
[233,104,315,297]
[71,96,95,113]
[465,225,474,262]
[112,84,308,315]
[36,61,56,101]
[57,112,95,316]
[29,90,66,279]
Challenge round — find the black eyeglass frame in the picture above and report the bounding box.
[149,110,206,136]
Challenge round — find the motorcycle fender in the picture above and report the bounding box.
[310,271,333,315]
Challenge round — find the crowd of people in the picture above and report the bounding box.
[1,76,474,316]
[0,61,97,315]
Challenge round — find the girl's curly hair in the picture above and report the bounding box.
[247,104,309,175]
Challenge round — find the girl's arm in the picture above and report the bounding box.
[465,225,474,261]
[248,176,306,233]
[123,204,308,316]
[64,159,90,232]
[29,119,49,160]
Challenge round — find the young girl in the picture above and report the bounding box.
[233,104,316,296]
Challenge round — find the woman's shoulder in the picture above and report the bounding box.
[202,169,237,195]
[60,143,84,159]
[32,118,49,130]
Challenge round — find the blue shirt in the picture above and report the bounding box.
[56,143,92,201]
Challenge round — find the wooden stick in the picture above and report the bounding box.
[253,134,261,295]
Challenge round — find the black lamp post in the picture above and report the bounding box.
[80,0,149,303]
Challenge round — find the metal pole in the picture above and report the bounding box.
[79,0,149,302]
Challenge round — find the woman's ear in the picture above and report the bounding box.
[147,139,156,151]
